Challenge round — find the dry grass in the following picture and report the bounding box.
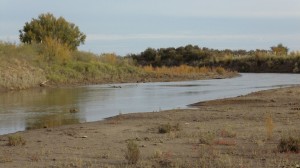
[158,123,180,134]
[214,139,237,146]
[215,66,226,75]
[28,153,41,162]
[218,128,237,138]
[197,146,232,168]
[41,37,72,63]
[0,42,235,91]
[198,132,216,145]
[124,140,140,164]
[153,149,163,159]
[0,59,46,90]
[0,42,142,90]
[0,155,13,163]
[7,134,26,146]
[265,114,275,140]
[277,136,300,153]
[143,65,219,78]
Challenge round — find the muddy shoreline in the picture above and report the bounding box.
[0,86,299,167]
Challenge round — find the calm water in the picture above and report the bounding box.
[1,73,300,135]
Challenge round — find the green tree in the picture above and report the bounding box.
[19,13,86,50]
[271,43,289,56]
[141,48,157,62]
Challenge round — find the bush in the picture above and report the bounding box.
[158,123,180,134]
[7,135,26,146]
[199,132,215,145]
[277,136,300,153]
[41,37,72,63]
[215,67,226,75]
[125,140,140,164]
[158,124,172,134]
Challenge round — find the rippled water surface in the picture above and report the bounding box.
[1,73,300,135]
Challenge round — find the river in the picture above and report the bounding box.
[1,73,300,135]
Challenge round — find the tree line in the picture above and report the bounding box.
[129,44,291,67]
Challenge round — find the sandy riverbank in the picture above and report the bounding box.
[0,86,299,167]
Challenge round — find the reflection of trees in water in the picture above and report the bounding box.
[24,88,86,130]
[0,87,84,108]
[40,88,82,106]
[0,87,87,131]
[26,113,83,130]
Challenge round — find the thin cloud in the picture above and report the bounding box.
[87,33,300,41]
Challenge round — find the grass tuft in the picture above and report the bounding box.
[158,124,172,134]
[7,134,26,146]
[277,136,300,153]
[199,132,216,145]
[124,140,140,164]
[158,123,180,134]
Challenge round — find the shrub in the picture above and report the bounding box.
[7,135,26,146]
[215,66,226,75]
[199,132,216,145]
[99,53,118,64]
[41,37,72,63]
[158,124,172,134]
[158,123,181,134]
[277,136,300,153]
[125,140,140,164]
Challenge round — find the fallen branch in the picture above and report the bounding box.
[39,80,49,87]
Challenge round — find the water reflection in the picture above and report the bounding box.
[26,113,82,130]
[0,88,86,134]
[1,73,300,135]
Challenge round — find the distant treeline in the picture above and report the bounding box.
[129,44,300,73]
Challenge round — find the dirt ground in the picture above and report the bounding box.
[0,86,299,168]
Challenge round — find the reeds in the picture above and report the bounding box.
[143,64,223,77]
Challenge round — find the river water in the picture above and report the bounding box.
[1,73,300,135]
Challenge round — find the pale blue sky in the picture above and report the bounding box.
[0,0,299,55]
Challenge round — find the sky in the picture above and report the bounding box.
[0,0,299,55]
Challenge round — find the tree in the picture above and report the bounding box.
[271,44,289,56]
[19,13,86,50]
[141,48,157,62]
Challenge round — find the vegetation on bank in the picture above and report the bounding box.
[0,13,236,91]
[0,41,232,91]
[0,41,141,90]
[129,44,300,73]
